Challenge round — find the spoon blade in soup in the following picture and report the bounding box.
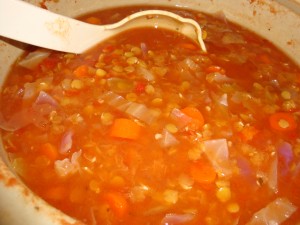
[0,0,207,54]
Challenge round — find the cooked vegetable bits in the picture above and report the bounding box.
[0,6,300,225]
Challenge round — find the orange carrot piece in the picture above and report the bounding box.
[190,160,216,184]
[85,16,101,24]
[181,106,205,129]
[103,192,128,218]
[40,143,59,161]
[73,65,89,77]
[269,112,297,132]
[110,118,141,140]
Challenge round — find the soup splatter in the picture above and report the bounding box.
[1,6,300,225]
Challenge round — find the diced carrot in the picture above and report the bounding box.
[269,112,297,132]
[181,106,205,130]
[239,126,259,142]
[40,143,59,161]
[190,160,216,184]
[103,192,128,218]
[178,42,198,50]
[73,65,90,77]
[85,16,101,25]
[110,118,141,140]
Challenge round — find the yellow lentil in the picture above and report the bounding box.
[163,189,178,204]
[112,65,123,73]
[188,147,202,161]
[126,57,138,65]
[124,51,134,57]
[96,68,107,77]
[124,66,135,73]
[166,123,178,134]
[101,112,114,126]
[126,93,138,102]
[180,81,191,92]
[227,202,240,213]
[216,187,231,202]
[151,98,163,106]
[145,84,155,95]
[71,79,84,89]
[131,46,142,55]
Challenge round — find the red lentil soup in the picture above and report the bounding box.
[1,5,300,225]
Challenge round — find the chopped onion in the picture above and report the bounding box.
[206,72,234,83]
[170,108,192,130]
[23,77,53,100]
[34,91,58,107]
[140,42,148,57]
[18,49,51,70]
[60,130,74,154]
[202,139,232,177]
[183,58,199,71]
[246,198,297,225]
[178,173,194,190]
[212,92,228,106]
[137,66,155,81]
[268,155,278,193]
[161,213,195,225]
[23,82,37,100]
[158,129,179,148]
[278,142,293,176]
[54,150,82,177]
[101,91,159,124]
[0,92,58,131]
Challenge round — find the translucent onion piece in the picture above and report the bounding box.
[170,108,192,130]
[161,213,195,225]
[60,130,74,154]
[183,58,199,71]
[54,150,82,177]
[158,129,179,148]
[267,155,278,194]
[206,72,234,83]
[23,77,53,100]
[34,91,58,107]
[278,142,293,176]
[246,198,297,225]
[18,49,51,70]
[137,66,155,81]
[202,139,232,177]
[23,82,37,100]
[101,91,159,124]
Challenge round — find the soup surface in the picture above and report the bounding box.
[1,5,300,225]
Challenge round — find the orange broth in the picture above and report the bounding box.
[1,6,300,225]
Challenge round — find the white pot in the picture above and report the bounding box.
[1,1,300,224]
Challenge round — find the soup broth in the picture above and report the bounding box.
[1,5,300,225]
